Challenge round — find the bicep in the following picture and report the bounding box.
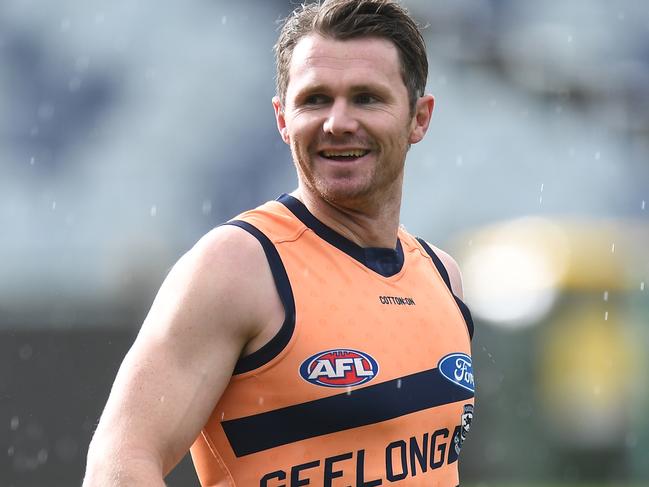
[91,227,269,474]
[104,322,241,472]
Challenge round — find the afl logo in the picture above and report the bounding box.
[299,349,379,388]
[438,353,475,393]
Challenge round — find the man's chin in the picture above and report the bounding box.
[316,182,375,207]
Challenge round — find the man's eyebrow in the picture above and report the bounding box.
[295,84,329,96]
[349,84,390,94]
[294,83,390,97]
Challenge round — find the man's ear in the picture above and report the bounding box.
[408,94,434,145]
[272,96,290,144]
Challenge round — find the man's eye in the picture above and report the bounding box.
[304,94,329,105]
[355,93,379,104]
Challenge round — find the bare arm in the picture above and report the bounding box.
[427,242,465,300]
[83,225,283,485]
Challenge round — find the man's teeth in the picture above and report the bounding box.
[321,149,368,158]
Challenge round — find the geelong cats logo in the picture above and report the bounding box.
[299,349,379,388]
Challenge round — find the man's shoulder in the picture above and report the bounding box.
[420,240,464,300]
[188,197,286,259]
[154,222,280,340]
[189,223,268,274]
[225,196,306,244]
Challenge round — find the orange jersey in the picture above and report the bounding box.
[190,194,475,487]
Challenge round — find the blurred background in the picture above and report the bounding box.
[1,0,647,485]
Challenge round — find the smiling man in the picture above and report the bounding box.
[83,1,475,486]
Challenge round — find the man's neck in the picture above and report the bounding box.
[291,185,402,249]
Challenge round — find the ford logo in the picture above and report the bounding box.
[438,353,474,393]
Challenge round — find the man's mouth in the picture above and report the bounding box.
[318,149,371,161]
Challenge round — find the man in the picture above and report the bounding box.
[83,0,475,485]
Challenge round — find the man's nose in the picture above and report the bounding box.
[323,99,358,135]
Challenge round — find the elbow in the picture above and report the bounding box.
[83,434,166,486]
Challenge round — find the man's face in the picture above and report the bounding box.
[273,34,433,208]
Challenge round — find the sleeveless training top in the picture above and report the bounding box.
[190,194,475,487]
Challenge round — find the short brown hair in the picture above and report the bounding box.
[274,0,428,112]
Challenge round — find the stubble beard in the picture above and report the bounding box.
[291,139,408,210]
[291,127,408,204]
[292,148,383,209]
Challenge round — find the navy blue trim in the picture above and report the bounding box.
[454,298,475,340]
[277,194,404,277]
[416,238,451,290]
[223,221,296,375]
[416,238,474,340]
[221,367,474,457]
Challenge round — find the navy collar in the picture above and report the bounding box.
[277,194,404,278]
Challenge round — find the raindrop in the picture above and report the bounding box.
[8,446,15,456]
[540,183,544,192]
[593,385,601,395]
[221,16,227,25]
[641,282,645,291]
[220,412,225,420]
[617,11,626,21]
[202,199,212,215]
[567,35,573,43]
[10,417,20,430]
[150,205,157,217]
[346,387,352,396]
[258,397,264,405]
[52,201,57,211]
[29,156,35,165]
[482,346,495,363]
[455,155,463,167]
[642,200,646,210]
[159,395,165,403]
[594,151,601,160]
[60,18,71,32]
[539,195,543,205]
[19,344,32,360]
[603,291,608,302]
[30,125,39,136]
[95,12,105,24]
[611,243,615,253]
[12,422,48,471]
[604,311,609,321]
[396,379,402,389]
